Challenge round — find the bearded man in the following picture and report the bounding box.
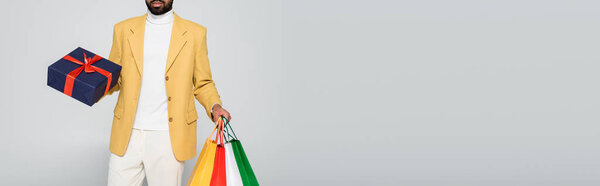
[105,0,231,185]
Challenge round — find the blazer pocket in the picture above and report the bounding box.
[186,110,198,125]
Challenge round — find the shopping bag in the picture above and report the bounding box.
[187,120,220,186]
[210,120,227,186]
[224,143,243,186]
[223,118,259,186]
[222,119,243,186]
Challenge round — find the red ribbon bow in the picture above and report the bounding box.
[62,52,113,97]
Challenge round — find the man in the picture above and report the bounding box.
[105,0,231,185]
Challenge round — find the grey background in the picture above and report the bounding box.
[1,0,599,185]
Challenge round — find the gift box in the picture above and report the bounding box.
[47,47,121,106]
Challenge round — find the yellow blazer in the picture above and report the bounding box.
[104,13,222,161]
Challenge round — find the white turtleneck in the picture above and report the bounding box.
[132,9,174,130]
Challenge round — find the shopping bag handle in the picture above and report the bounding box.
[208,117,222,141]
[214,117,226,145]
[221,117,236,142]
[222,116,238,141]
[222,124,231,142]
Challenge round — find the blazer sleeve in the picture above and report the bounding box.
[106,24,122,96]
[193,29,223,120]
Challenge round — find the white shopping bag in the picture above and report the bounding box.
[225,142,243,186]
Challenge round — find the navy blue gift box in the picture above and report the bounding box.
[47,47,121,106]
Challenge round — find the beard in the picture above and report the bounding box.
[146,0,173,15]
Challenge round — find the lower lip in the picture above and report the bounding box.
[152,2,163,7]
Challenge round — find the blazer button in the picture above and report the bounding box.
[165,76,169,81]
[169,117,173,122]
[168,97,172,101]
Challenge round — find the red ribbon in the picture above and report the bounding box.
[62,52,113,97]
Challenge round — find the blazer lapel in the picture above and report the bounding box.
[165,13,188,75]
[127,14,147,76]
[126,13,188,77]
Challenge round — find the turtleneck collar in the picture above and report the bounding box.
[146,9,174,25]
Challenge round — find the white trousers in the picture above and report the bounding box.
[108,128,185,186]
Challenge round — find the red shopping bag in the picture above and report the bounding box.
[210,119,227,186]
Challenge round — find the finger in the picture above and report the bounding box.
[214,113,222,123]
[222,114,229,123]
[220,111,228,121]
[212,113,218,122]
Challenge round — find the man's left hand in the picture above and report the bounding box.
[211,104,231,122]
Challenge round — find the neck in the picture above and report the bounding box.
[146,9,174,25]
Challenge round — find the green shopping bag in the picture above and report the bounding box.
[223,117,259,186]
